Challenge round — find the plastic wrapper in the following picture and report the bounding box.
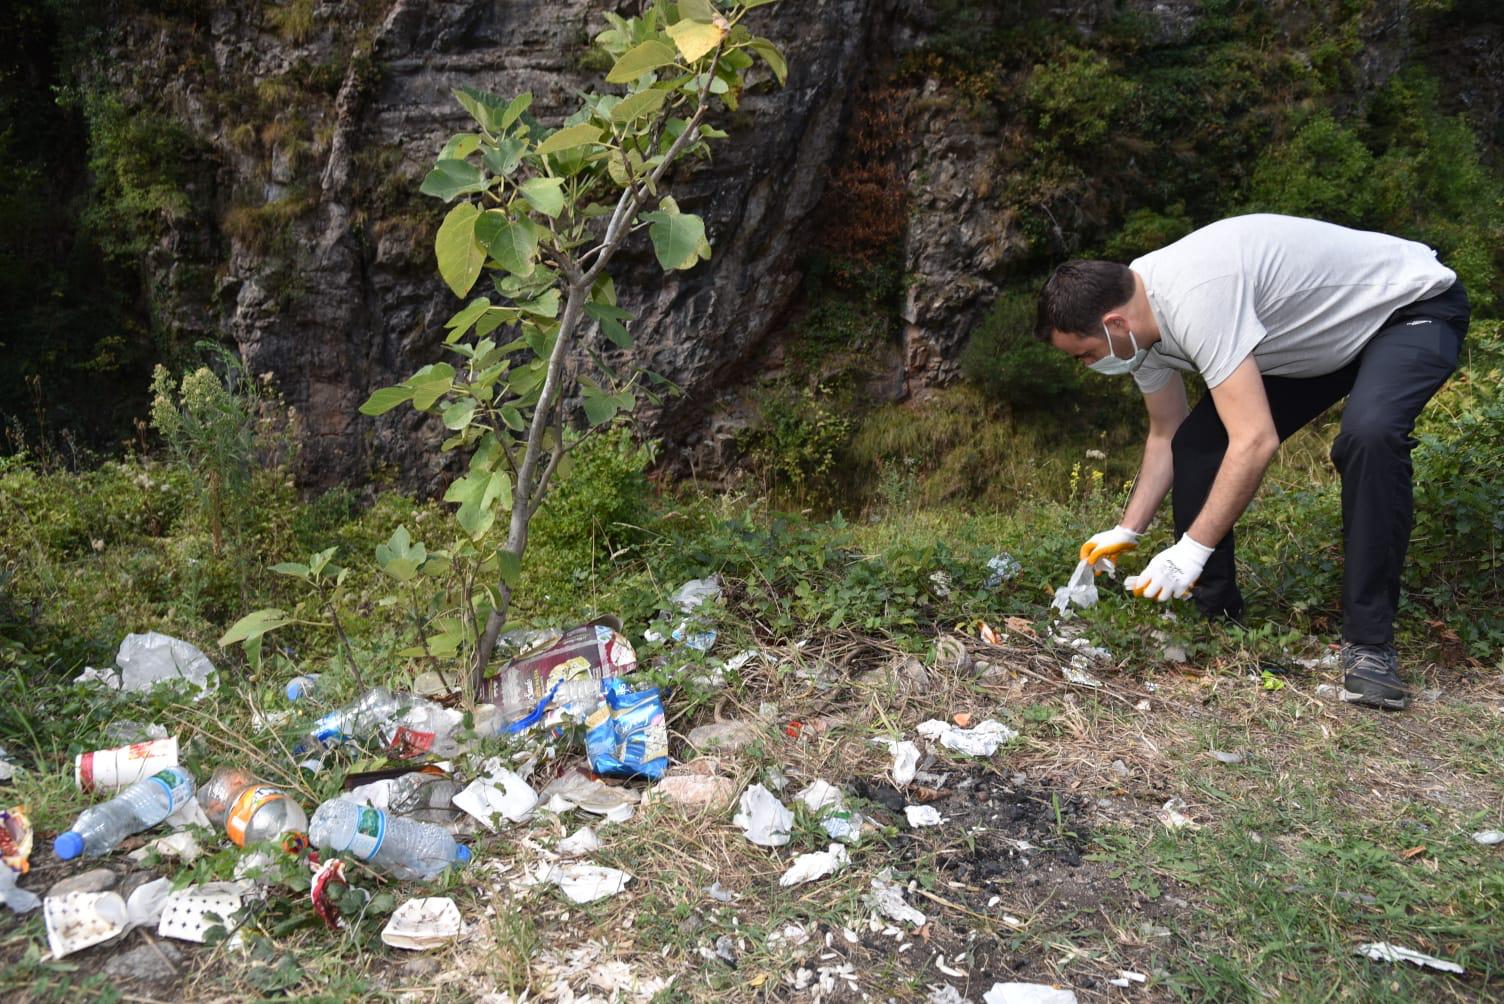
[478,620,636,719]
[1050,559,1099,615]
[381,896,465,950]
[584,678,669,781]
[74,631,217,695]
[778,843,848,886]
[733,784,793,847]
[1,806,38,913]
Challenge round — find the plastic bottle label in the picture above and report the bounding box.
[388,727,435,759]
[226,786,286,847]
[347,805,385,860]
[310,710,347,745]
[148,767,193,810]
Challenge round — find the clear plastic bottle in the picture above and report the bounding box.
[197,766,309,848]
[285,674,321,702]
[308,799,471,881]
[296,686,404,753]
[53,766,195,860]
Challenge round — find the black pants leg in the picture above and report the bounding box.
[1171,369,1356,620]
[1330,310,1465,644]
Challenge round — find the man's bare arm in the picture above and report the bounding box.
[1186,355,1278,545]
[1121,374,1189,533]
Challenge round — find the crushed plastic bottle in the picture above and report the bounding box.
[53,766,196,861]
[285,674,321,702]
[308,799,471,881]
[296,686,405,755]
[380,698,465,758]
[197,766,309,849]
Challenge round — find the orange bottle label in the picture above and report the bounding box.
[226,786,286,847]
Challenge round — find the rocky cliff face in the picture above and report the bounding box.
[107,0,1503,488]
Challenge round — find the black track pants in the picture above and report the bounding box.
[1169,282,1470,643]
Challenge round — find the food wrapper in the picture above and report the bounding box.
[1,806,39,913]
[584,679,668,781]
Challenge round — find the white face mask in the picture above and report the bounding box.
[1089,321,1149,376]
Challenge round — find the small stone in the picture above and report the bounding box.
[103,942,182,987]
[686,720,760,753]
[1162,644,1188,663]
[46,868,117,898]
[1111,759,1130,777]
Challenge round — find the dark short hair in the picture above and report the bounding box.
[1034,260,1136,342]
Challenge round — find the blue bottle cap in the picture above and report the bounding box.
[54,831,84,861]
[454,844,472,865]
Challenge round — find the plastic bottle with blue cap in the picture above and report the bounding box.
[53,766,196,860]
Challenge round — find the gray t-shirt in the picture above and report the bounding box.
[1129,215,1456,393]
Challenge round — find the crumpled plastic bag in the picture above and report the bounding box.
[1050,560,1099,616]
[75,632,218,695]
[917,718,1019,757]
[984,984,1079,1004]
[1,806,38,913]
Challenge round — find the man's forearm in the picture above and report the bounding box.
[1186,438,1277,545]
[1120,435,1174,534]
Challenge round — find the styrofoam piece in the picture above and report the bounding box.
[905,805,944,827]
[556,826,601,857]
[732,784,793,847]
[156,882,245,943]
[778,843,849,887]
[44,891,128,957]
[1355,942,1465,973]
[983,983,1079,1004]
[546,862,632,903]
[917,718,1018,757]
[380,896,465,950]
[1472,829,1504,845]
[453,760,538,830]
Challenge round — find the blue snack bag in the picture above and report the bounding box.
[585,678,669,780]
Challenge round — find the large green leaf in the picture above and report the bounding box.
[419,159,489,201]
[607,40,678,83]
[476,212,541,277]
[643,204,711,270]
[518,177,566,217]
[219,608,293,648]
[434,203,486,297]
[585,302,635,348]
[609,87,671,124]
[534,123,603,156]
[499,92,533,131]
[441,398,478,430]
[748,37,787,86]
[445,297,492,337]
[582,387,619,426]
[483,137,526,176]
[678,0,718,21]
[454,86,509,132]
[375,526,427,583]
[438,133,483,160]
[666,19,724,62]
[360,385,415,416]
[409,362,457,411]
[516,288,561,318]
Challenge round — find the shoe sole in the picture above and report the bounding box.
[1339,687,1410,711]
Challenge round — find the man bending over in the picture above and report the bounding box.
[1036,214,1470,710]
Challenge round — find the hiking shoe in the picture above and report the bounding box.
[1340,642,1410,710]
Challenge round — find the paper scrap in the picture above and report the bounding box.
[1355,942,1464,974]
[917,718,1018,757]
[733,784,793,847]
[778,843,849,887]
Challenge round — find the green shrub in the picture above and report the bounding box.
[1244,111,1376,224]
[739,385,853,511]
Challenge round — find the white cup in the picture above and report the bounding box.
[74,738,180,792]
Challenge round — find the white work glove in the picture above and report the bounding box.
[1125,534,1215,601]
[1079,525,1141,572]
